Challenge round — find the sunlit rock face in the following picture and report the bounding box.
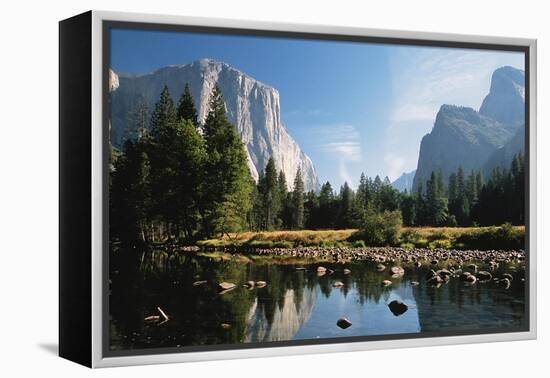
[244,288,317,343]
[110,59,319,191]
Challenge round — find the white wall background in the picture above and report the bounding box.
[0,0,546,376]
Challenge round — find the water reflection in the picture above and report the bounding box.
[109,248,526,351]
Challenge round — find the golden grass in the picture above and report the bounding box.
[196,225,525,250]
[224,229,357,243]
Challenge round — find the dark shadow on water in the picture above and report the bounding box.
[38,343,58,356]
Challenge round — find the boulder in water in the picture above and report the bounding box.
[388,300,408,316]
[336,318,352,329]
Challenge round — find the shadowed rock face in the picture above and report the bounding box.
[479,66,525,128]
[110,59,319,192]
[413,105,513,189]
[413,66,525,190]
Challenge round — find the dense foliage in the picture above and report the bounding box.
[111,84,525,247]
[111,84,252,244]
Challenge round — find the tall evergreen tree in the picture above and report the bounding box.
[304,190,319,229]
[425,171,448,225]
[318,181,335,229]
[290,168,305,229]
[110,138,152,245]
[258,157,281,230]
[337,182,354,228]
[449,165,470,225]
[150,85,177,141]
[201,85,253,236]
[172,119,207,240]
[277,170,290,228]
[147,86,180,236]
[177,83,199,127]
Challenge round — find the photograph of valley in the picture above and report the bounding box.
[107,27,528,352]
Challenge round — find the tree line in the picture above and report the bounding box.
[111,83,525,246]
[249,155,525,231]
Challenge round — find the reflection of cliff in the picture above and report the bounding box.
[244,288,317,342]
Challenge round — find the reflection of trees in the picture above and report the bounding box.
[111,248,323,349]
[109,247,527,351]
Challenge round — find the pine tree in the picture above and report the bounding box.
[277,170,289,228]
[263,157,280,229]
[337,182,354,228]
[110,138,152,245]
[150,85,177,141]
[304,190,319,229]
[400,193,416,226]
[425,171,448,226]
[415,182,426,225]
[147,86,180,238]
[201,85,253,236]
[449,165,470,225]
[177,83,199,127]
[290,168,305,229]
[318,181,335,229]
[448,172,457,204]
[172,119,206,240]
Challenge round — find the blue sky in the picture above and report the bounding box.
[111,28,524,188]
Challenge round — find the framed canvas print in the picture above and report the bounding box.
[59,10,537,368]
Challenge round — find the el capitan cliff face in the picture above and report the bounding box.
[110,59,319,192]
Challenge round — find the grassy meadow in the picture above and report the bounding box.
[195,224,525,251]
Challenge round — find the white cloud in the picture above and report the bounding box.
[384,154,408,183]
[308,123,362,185]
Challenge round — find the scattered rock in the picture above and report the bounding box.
[498,278,511,289]
[390,266,405,276]
[465,275,477,284]
[502,273,514,281]
[218,282,236,291]
[382,280,392,287]
[427,275,443,285]
[317,266,327,273]
[388,300,409,316]
[343,268,351,275]
[256,281,267,288]
[376,264,386,272]
[192,280,207,287]
[220,323,232,329]
[244,281,255,288]
[467,264,478,273]
[477,271,492,281]
[332,281,344,288]
[414,261,422,268]
[336,318,352,329]
[295,267,306,271]
[437,269,452,277]
[411,281,420,286]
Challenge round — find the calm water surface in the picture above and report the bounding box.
[109,250,526,351]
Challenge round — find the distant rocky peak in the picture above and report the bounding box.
[479,66,525,126]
